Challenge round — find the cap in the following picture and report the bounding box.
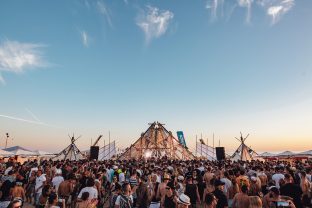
[214,179,225,187]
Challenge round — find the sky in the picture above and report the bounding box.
[0,0,312,154]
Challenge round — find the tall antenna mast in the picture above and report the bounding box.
[5,133,10,149]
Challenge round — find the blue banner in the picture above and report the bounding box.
[177,131,187,147]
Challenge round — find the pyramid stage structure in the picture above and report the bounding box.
[118,122,195,160]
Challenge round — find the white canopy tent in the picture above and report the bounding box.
[0,149,14,157]
[4,146,36,156]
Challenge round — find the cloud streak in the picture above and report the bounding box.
[0,40,47,84]
[136,6,174,44]
[0,114,53,127]
[96,1,113,27]
[81,30,89,47]
[238,0,253,23]
[205,0,295,24]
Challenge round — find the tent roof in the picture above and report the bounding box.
[33,150,55,156]
[260,152,276,157]
[277,151,294,156]
[0,149,14,157]
[4,146,36,156]
[4,146,31,152]
[296,150,312,156]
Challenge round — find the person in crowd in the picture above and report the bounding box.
[78,178,98,201]
[232,184,249,208]
[184,176,200,208]
[35,169,46,206]
[248,196,262,208]
[75,192,97,208]
[52,169,64,193]
[10,182,25,202]
[212,179,228,208]
[204,193,217,208]
[163,183,176,208]
[176,194,191,208]
[272,167,285,189]
[47,192,65,208]
[280,173,303,208]
[115,182,133,208]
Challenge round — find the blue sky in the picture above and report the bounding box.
[0,0,312,153]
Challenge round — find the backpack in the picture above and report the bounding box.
[119,194,132,208]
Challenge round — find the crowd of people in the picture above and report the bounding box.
[0,157,311,208]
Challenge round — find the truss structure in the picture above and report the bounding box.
[118,122,195,160]
[53,134,86,161]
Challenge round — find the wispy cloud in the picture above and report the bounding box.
[0,40,47,84]
[206,0,221,21]
[205,0,295,24]
[136,6,174,44]
[259,0,295,24]
[81,30,89,47]
[237,0,253,23]
[0,114,58,128]
[96,1,113,27]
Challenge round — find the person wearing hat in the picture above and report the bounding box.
[52,169,64,193]
[175,176,185,196]
[158,173,171,207]
[177,193,191,208]
[212,179,228,208]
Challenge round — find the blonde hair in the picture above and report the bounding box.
[249,196,262,208]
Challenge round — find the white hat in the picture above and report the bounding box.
[113,165,118,170]
[178,176,184,181]
[177,194,191,205]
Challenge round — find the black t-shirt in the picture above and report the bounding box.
[185,184,197,204]
[213,189,228,208]
[0,180,13,201]
[164,195,176,208]
[280,183,303,208]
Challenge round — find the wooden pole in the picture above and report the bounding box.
[109,131,111,159]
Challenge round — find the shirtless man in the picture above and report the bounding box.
[232,185,250,208]
[11,182,26,201]
[204,167,214,187]
[58,174,75,206]
[158,174,170,208]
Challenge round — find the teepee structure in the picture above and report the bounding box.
[231,132,257,161]
[118,122,195,160]
[53,134,86,161]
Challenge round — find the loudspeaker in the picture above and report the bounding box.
[90,146,99,160]
[216,147,225,161]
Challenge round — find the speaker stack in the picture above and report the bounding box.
[215,147,225,161]
[90,146,99,160]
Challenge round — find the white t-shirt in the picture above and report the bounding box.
[272,173,285,189]
[35,174,46,193]
[221,177,232,197]
[78,187,98,200]
[52,176,64,192]
[115,195,133,206]
[119,172,125,183]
